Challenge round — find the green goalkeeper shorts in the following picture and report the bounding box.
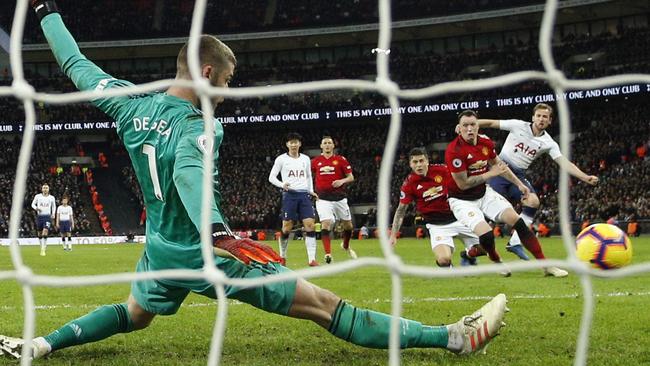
[131,253,297,316]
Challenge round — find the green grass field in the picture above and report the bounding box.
[1,236,649,365]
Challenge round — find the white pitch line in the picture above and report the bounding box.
[1,291,649,312]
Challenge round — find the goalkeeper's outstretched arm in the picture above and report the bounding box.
[33,0,134,119]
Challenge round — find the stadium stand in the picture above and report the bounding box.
[0,2,648,236]
[0,0,547,42]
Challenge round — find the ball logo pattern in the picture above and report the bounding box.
[575,223,632,270]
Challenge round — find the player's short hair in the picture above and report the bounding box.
[533,103,554,118]
[176,35,237,79]
[321,135,334,142]
[286,132,303,142]
[41,183,49,187]
[408,147,428,160]
[457,109,479,122]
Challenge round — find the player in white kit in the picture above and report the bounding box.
[269,133,319,266]
[56,196,74,251]
[31,183,56,256]
[478,103,599,259]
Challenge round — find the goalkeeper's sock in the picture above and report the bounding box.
[513,218,545,259]
[279,232,289,258]
[305,231,317,262]
[321,229,331,254]
[43,303,133,352]
[328,301,448,349]
[342,229,352,249]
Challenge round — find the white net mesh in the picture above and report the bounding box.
[2,0,650,365]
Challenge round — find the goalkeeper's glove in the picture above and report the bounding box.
[31,0,60,21]
[212,224,282,265]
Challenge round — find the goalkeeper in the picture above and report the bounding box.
[1,1,507,360]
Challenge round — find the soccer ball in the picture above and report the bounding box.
[575,224,632,269]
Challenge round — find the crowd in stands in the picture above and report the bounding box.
[1,0,546,43]
[1,100,648,235]
[112,101,648,232]
[1,22,648,124]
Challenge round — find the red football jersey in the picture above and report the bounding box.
[311,154,353,201]
[445,134,497,200]
[399,164,456,224]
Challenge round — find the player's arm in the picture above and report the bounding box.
[55,209,60,228]
[450,166,503,191]
[174,124,281,264]
[477,119,501,129]
[70,208,74,229]
[333,173,354,188]
[268,158,286,190]
[32,1,134,120]
[553,156,599,185]
[305,157,317,199]
[390,202,409,246]
[489,157,530,199]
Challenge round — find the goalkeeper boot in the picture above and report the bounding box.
[447,294,508,355]
[505,243,530,261]
[544,266,568,278]
[0,336,49,360]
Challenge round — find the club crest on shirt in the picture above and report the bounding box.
[434,175,443,183]
[197,135,214,154]
[482,147,489,156]
[333,160,339,165]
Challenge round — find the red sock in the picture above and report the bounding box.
[322,230,331,254]
[468,246,487,257]
[342,230,352,249]
[514,219,545,259]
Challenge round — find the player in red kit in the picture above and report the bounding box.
[312,136,357,263]
[390,148,478,267]
[445,110,568,277]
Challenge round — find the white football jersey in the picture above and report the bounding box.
[498,119,562,170]
[31,194,56,216]
[57,205,74,222]
[268,153,313,192]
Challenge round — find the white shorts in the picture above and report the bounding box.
[448,186,514,231]
[315,198,352,222]
[426,221,479,252]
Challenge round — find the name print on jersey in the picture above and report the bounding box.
[133,116,171,136]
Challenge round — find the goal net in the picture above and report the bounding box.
[2,0,649,365]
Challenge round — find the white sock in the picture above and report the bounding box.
[446,324,464,351]
[32,337,52,358]
[279,236,289,258]
[305,235,316,262]
[40,238,46,252]
[509,214,534,246]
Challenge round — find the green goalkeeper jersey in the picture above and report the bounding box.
[42,14,225,273]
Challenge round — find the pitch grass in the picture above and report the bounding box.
[1,236,649,366]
